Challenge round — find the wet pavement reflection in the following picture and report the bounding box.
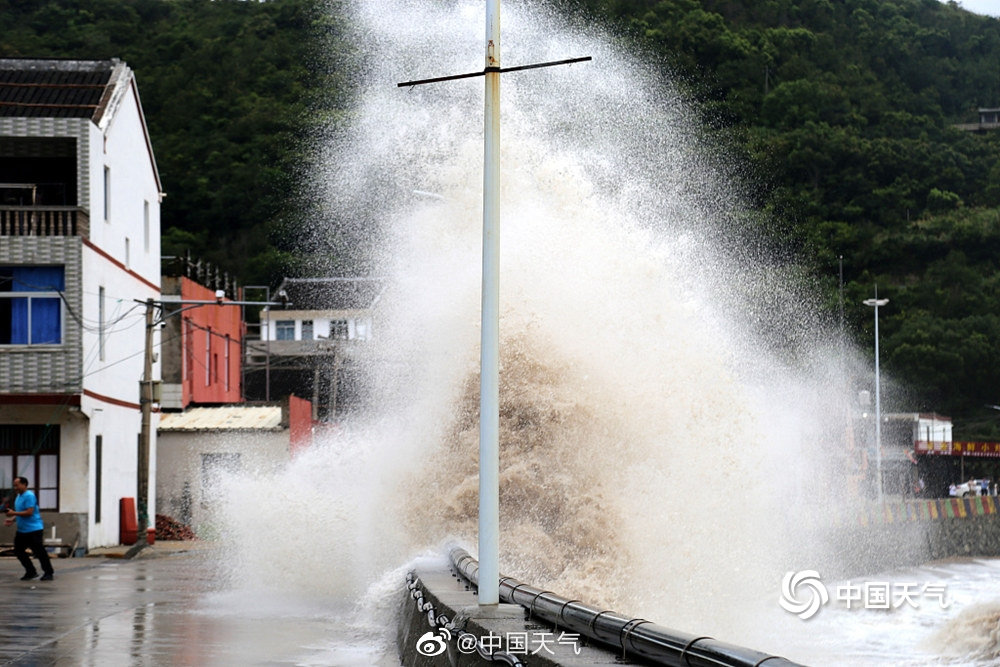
[0,546,387,666]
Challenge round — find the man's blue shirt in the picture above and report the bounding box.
[14,490,43,532]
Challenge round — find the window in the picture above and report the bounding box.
[0,266,64,345]
[330,319,349,340]
[224,334,231,392]
[184,319,195,390]
[275,320,295,341]
[0,425,60,510]
[143,201,150,252]
[103,166,110,222]
[98,286,106,360]
[301,320,313,340]
[95,436,102,524]
[355,320,371,341]
[205,328,212,386]
[201,453,240,507]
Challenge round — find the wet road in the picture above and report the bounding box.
[0,544,389,666]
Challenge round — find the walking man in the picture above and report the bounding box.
[4,476,54,581]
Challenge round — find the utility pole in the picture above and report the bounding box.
[398,3,589,606]
[138,298,155,532]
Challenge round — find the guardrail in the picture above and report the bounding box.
[0,206,88,236]
[448,547,802,667]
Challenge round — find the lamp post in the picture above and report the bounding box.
[863,290,889,504]
[396,0,589,607]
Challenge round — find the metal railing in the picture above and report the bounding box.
[449,547,803,667]
[0,207,88,236]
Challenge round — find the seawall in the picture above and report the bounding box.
[398,498,1000,666]
[809,497,1000,578]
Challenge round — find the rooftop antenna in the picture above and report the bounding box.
[398,1,590,606]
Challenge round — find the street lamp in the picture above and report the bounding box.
[863,291,889,504]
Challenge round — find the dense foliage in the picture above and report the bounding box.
[3,0,1000,434]
[570,0,1000,435]
[0,0,338,286]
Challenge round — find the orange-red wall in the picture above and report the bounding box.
[180,277,243,405]
[289,394,313,455]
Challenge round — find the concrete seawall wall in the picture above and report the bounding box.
[811,497,1000,578]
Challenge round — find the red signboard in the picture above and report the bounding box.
[914,440,1000,458]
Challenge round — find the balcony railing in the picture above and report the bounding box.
[0,207,88,236]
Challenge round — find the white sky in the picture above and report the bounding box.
[945,0,1000,17]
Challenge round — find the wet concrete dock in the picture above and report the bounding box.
[0,542,388,666]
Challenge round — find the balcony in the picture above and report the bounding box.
[0,207,89,236]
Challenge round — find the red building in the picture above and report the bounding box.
[161,261,243,409]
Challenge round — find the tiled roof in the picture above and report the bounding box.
[158,406,284,432]
[275,277,385,311]
[0,58,119,119]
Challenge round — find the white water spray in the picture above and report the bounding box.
[212,0,876,658]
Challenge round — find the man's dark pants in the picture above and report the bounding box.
[15,529,54,577]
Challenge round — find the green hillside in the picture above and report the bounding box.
[3,0,1000,435]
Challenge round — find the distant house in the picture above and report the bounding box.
[0,58,162,549]
[955,107,1000,132]
[160,256,243,410]
[245,277,384,420]
[156,396,312,532]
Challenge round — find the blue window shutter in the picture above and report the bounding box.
[12,267,64,292]
[31,297,61,344]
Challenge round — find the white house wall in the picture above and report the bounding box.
[261,309,373,341]
[0,74,161,550]
[85,87,161,282]
[82,394,150,547]
[0,404,89,549]
[157,430,289,535]
[78,80,161,548]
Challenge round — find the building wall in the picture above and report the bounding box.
[289,394,312,455]
[180,277,243,405]
[0,117,93,210]
[0,237,84,394]
[261,309,373,341]
[79,82,160,547]
[82,394,149,547]
[0,404,90,549]
[0,73,161,550]
[156,429,289,534]
[85,90,161,284]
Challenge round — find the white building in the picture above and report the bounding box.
[156,398,312,533]
[0,58,162,550]
[246,277,383,420]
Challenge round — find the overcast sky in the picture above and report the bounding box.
[946,0,1000,17]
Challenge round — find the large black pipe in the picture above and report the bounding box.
[449,547,804,667]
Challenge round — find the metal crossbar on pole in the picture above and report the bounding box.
[397,1,588,607]
[396,56,591,88]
